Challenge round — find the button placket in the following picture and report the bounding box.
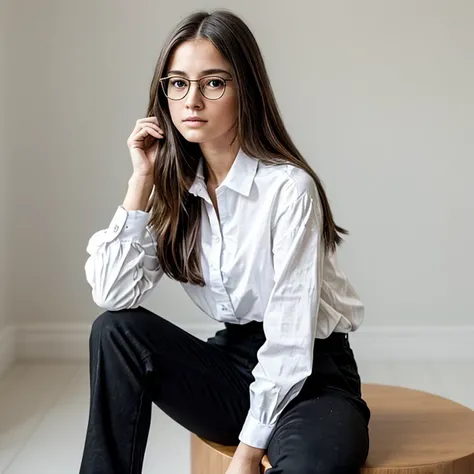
[203,188,233,318]
[209,206,223,275]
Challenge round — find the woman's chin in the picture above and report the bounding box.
[182,129,208,143]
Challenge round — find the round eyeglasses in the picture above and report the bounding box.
[159,75,233,101]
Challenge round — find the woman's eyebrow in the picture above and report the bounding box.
[167,68,231,77]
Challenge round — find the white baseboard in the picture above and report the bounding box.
[9,322,474,363]
[0,326,16,378]
[351,325,474,360]
[14,322,221,362]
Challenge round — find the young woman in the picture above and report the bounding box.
[80,9,371,474]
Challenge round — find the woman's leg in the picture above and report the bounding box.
[265,334,371,474]
[79,306,256,474]
[265,390,370,474]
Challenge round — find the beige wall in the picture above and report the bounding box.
[0,1,9,332]
[3,0,474,330]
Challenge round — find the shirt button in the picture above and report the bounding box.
[113,224,119,232]
[214,236,220,243]
[221,304,226,310]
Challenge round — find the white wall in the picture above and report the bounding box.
[3,0,473,336]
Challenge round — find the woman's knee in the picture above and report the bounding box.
[90,307,145,338]
[89,306,170,349]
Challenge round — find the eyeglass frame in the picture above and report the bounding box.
[158,74,233,101]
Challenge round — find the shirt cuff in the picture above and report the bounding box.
[103,205,150,242]
[238,411,276,449]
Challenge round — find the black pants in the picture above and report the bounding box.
[79,306,371,474]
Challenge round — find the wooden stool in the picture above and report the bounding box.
[191,383,474,473]
[191,435,271,473]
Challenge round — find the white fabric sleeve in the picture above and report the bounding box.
[238,190,324,449]
[85,205,164,311]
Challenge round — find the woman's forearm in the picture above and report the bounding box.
[122,174,154,211]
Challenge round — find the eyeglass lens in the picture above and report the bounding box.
[163,76,226,100]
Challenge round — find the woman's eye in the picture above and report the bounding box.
[171,80,186,89]
[207,79,224,88]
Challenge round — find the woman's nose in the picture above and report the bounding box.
[185,82,203,107]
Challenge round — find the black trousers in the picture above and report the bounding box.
[79,306,371,474]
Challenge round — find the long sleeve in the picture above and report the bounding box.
[238,187,324,449]
[85,205,164,311]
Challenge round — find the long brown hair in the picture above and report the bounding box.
[144,9,348,286]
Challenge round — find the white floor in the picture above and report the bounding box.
[0,359,473,474]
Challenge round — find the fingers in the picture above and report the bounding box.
[127,117,165,147]
[137,117,164,134]
[137,126,163,139]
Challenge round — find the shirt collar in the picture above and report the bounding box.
[188,147,259,198]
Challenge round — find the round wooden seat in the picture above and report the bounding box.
[191,383,474,473]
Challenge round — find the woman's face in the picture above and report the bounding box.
[164,39,238,145]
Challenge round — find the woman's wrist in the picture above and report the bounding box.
[122,174,154,211]
[234,442,265,462]
[129,172,154,184]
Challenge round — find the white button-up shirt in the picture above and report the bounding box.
[85,147,364,449]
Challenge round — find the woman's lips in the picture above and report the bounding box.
[184,120,207,127]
